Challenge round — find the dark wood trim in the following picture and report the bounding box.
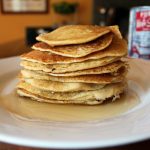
[0,0,49,14]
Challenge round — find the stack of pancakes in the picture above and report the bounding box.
[17,25,128,105]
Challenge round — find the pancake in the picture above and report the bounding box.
[17,81,126,102]
[46,61,127,77]
[24,36,127,64]
[17,89,104,105]
[108,25,122,39]
[20,57,119,73]
[24,78,105,92]
[36,25,111,46]
[21,69,126,84]
[17,24,128,105]
[33,33,113,58]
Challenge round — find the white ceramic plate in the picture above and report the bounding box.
[0,57,150,149]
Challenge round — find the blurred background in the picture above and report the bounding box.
[0,0,150,58]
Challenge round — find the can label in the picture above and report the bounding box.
[136,11,150,31]
[128,7,150,59]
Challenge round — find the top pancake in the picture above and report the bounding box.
[36,25,111,47]
[33,33,113,58]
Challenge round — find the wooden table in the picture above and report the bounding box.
[0,39,30,58]
[1,139,150,150]
[0,43,150,150]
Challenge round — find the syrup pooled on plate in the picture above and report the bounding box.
[0,90,140,122]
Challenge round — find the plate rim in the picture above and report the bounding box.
[0,131,150,149]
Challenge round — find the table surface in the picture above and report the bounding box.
[1,139,150,150]
[0,48,150,150]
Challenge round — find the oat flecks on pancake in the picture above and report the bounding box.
[36,25,111,46]
[33,33,113,58]
[17,24,128,105]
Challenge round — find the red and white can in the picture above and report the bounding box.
[128,6,150,59]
